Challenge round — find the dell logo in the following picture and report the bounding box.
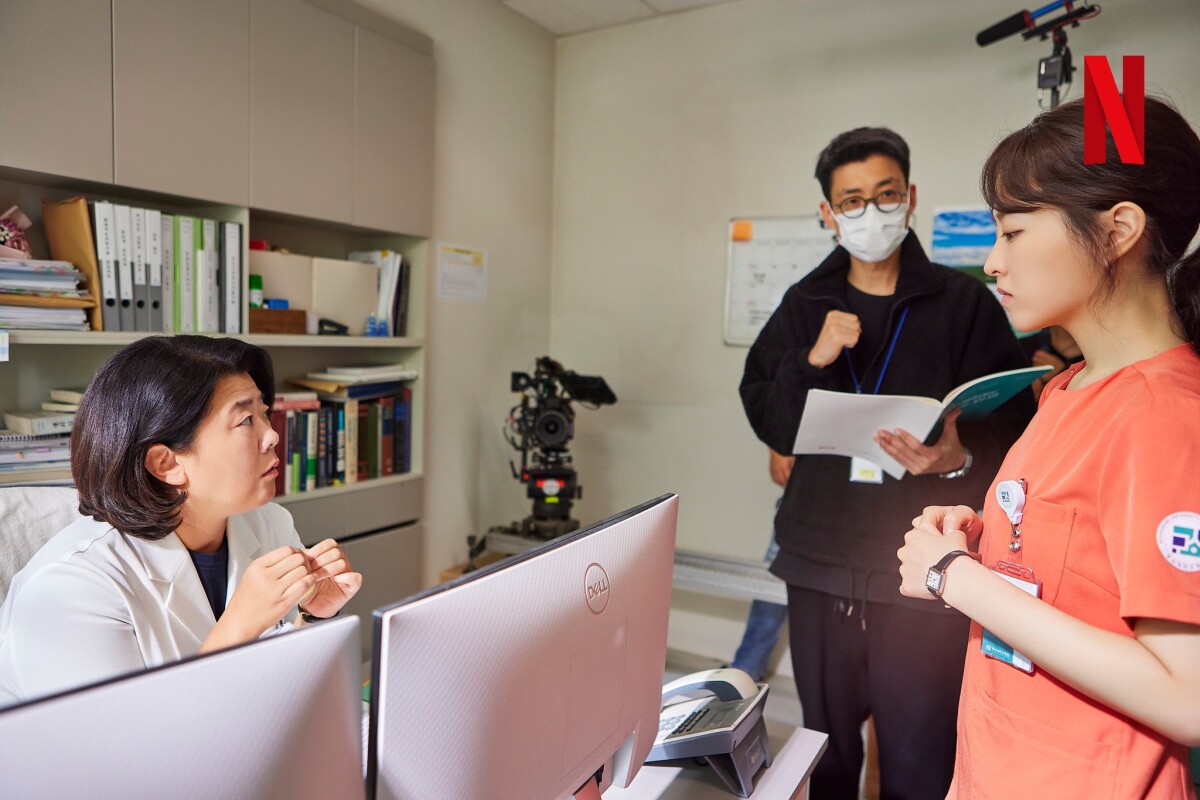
[584,563,610,614]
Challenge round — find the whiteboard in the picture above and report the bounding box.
[724,216,835,346]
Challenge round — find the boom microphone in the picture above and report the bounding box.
[976,10,1033,46]
[975,1,1072,47]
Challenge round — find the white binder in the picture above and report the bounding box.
[160,213,174,332]
[174,216,195,333]
[197,219,220,333]
[113,204,135,331]
[131,207,149,331]
[146,209,163,332]
[221,221,242,334]
[90,201,120,332]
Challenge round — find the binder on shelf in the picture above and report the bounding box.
[197,219,220,333]
[130,207,149,331]
[221,221,241,334]
[146,209,163,332]
[160,214,174,332]
[37,197,103,331]
[174,216,195,333]
[394,257,410,337]
[113,204,135,331]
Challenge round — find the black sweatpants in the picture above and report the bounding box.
[787,586,970,800]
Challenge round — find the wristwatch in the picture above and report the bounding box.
[938,446,973,480]
[925,550,980,599]
[298,605,337,624]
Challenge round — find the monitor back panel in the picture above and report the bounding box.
[371,495,678,800]
[0,616,364,800]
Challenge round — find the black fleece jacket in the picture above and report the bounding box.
[740,232,1035,612]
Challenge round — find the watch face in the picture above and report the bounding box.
[926,567,944,596]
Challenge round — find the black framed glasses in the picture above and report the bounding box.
[833,188,908,219]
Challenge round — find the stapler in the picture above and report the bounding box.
[318,318,349,335]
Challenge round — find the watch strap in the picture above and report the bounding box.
[926,550,980,598]
[298,605,337,624]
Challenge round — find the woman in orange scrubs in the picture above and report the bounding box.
[892,96,1200,799]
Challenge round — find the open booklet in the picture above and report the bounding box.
[792,365,1052,479]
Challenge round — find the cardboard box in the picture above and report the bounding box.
[438,551,507,584]
[248,307,307,335]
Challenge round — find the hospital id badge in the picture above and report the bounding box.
[980,561,1042,674]
[850,457,884,484]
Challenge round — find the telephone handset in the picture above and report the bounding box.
[647,668,772,798]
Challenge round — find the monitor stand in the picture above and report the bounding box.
[703,714,772,798]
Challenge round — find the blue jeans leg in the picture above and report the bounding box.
[730,538,787,681]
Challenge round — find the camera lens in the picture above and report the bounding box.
[535,409,571,447]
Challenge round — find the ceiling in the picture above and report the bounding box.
[497,0,742,36]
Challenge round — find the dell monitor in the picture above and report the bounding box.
[367,493,679,800]
[0,616,364,800]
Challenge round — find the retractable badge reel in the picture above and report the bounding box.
[996,479,1026,553]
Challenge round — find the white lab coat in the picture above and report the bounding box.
[0,502,303,706]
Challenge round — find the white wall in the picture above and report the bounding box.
[359,0,558,583]
[552,0,1200,666]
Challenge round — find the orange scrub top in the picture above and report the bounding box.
[951,344,1200,800]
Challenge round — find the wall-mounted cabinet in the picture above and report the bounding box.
[249,0,356,221]
[0,0,433,231]
[113,0,252,205]
[0,0,113,184]
[354,26,435,236]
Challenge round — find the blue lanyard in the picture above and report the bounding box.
[845,305,909,395]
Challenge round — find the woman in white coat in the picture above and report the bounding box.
[0,335,362,704]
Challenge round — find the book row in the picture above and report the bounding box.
[269,389,413,496]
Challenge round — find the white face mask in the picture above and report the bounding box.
[834,203,910,263]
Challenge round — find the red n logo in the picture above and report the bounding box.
[1083,55,1145,165]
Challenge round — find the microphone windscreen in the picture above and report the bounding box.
[976,10,1031,46]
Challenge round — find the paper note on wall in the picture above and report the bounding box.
[437,242,487,301]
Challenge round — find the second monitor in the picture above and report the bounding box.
[368,494,679,800]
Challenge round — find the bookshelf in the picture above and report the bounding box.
[0,0,434,653]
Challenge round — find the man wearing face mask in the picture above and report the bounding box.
[740,127,1034,800]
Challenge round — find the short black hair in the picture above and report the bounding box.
[814,127,911,201]
[72,336,276,540]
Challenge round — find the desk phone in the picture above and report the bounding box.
[648,668,772,797]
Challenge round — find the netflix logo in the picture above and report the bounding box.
[1083,55,1145,165]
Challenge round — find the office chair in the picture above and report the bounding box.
[0,487,81,603]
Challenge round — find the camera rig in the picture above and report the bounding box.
[498,356,616,540]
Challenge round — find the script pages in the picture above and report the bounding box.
[792,365,1051,479]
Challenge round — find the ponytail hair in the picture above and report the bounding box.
[1171,249,1200,350]
[981,96,1200,351]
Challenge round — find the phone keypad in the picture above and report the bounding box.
[663,707,710,737]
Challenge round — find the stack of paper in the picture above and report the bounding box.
[0,258,89,299]
[0,429,72,477]
[347,250,409,336]
[0,305,89,330]
[288,362,417,399]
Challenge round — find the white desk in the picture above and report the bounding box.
[606,720,827,800]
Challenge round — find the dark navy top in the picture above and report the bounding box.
[188,536,230,621]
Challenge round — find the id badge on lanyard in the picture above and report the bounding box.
[846,306,909,485]
[981,479,1042,673]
